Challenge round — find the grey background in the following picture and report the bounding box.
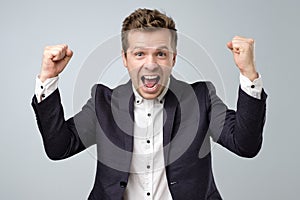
[1,0,299,199]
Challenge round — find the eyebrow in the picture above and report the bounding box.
[131,45,170,51]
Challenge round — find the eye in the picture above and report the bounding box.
[135,52,144,57]
[157,51,167,57]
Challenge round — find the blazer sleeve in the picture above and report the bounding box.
[31,85,98,160]
[206,82,267,158]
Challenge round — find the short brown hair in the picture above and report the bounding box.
[121,8,177,52]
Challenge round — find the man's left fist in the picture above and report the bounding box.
[227,36,258,81]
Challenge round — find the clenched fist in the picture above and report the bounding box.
[227,36,258,81]
[39,44,73,82]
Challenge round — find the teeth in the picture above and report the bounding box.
[141,75,160,87]
[144,75,158,80]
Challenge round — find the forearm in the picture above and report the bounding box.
[32,89,86,160]
[218,88,267,157]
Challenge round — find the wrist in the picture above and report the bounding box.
[240,67,258,81]
[39,72,57,83]
[39,74,50,83]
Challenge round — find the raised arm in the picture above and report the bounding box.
[208,36,267,157]
[32,45,96,160]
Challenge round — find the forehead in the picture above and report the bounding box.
[127,29,172,49]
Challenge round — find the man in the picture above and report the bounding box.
[32,8,267,200]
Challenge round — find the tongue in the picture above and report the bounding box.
[144,79,157,88]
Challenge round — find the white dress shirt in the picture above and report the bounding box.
[35,74,263,200]
[123,80,173,200]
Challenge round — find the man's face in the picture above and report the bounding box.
[122,29,176,99]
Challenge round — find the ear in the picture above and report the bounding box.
[171,52,177,67]
[121,50,128,68]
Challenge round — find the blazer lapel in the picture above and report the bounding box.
[163,90,179,147]
[111,81,134,154]
[163,77,186,167]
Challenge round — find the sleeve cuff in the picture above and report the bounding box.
[240,73,263,99]
[35,75,59,103]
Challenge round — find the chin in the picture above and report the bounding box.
[138,88,163,100]
[141,94,159,100]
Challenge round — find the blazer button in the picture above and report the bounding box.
[120,181,127,188]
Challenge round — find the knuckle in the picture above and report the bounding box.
[43,50,52,57]
[58,44,67,50]
[44,46,51,53]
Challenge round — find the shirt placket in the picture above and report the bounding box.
[144,100,154,199]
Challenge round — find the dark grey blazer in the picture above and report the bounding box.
[32,76,267,200]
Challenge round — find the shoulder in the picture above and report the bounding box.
[169,77,216,109]
[191,81,214,91]
[92,81,132,101]
[171,77,214,94]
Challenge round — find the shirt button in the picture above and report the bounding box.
[40,86,44,89]
[136,100,140,103]
[160,100,163,104]
[147,192,151,196]
[251,85,255,89]
[147,165,150,169]
[41,94,45,98]
[120,181,127,188]
[147,140,150,144]
[147,113,151,117]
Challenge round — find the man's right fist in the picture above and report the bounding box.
[39,44,73,82]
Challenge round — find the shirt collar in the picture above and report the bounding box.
[132,78,170,104]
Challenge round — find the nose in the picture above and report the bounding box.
[144,55,158,71]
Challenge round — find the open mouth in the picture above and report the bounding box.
[141,75,160,88]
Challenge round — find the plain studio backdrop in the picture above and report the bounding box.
[1,0,299,199]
